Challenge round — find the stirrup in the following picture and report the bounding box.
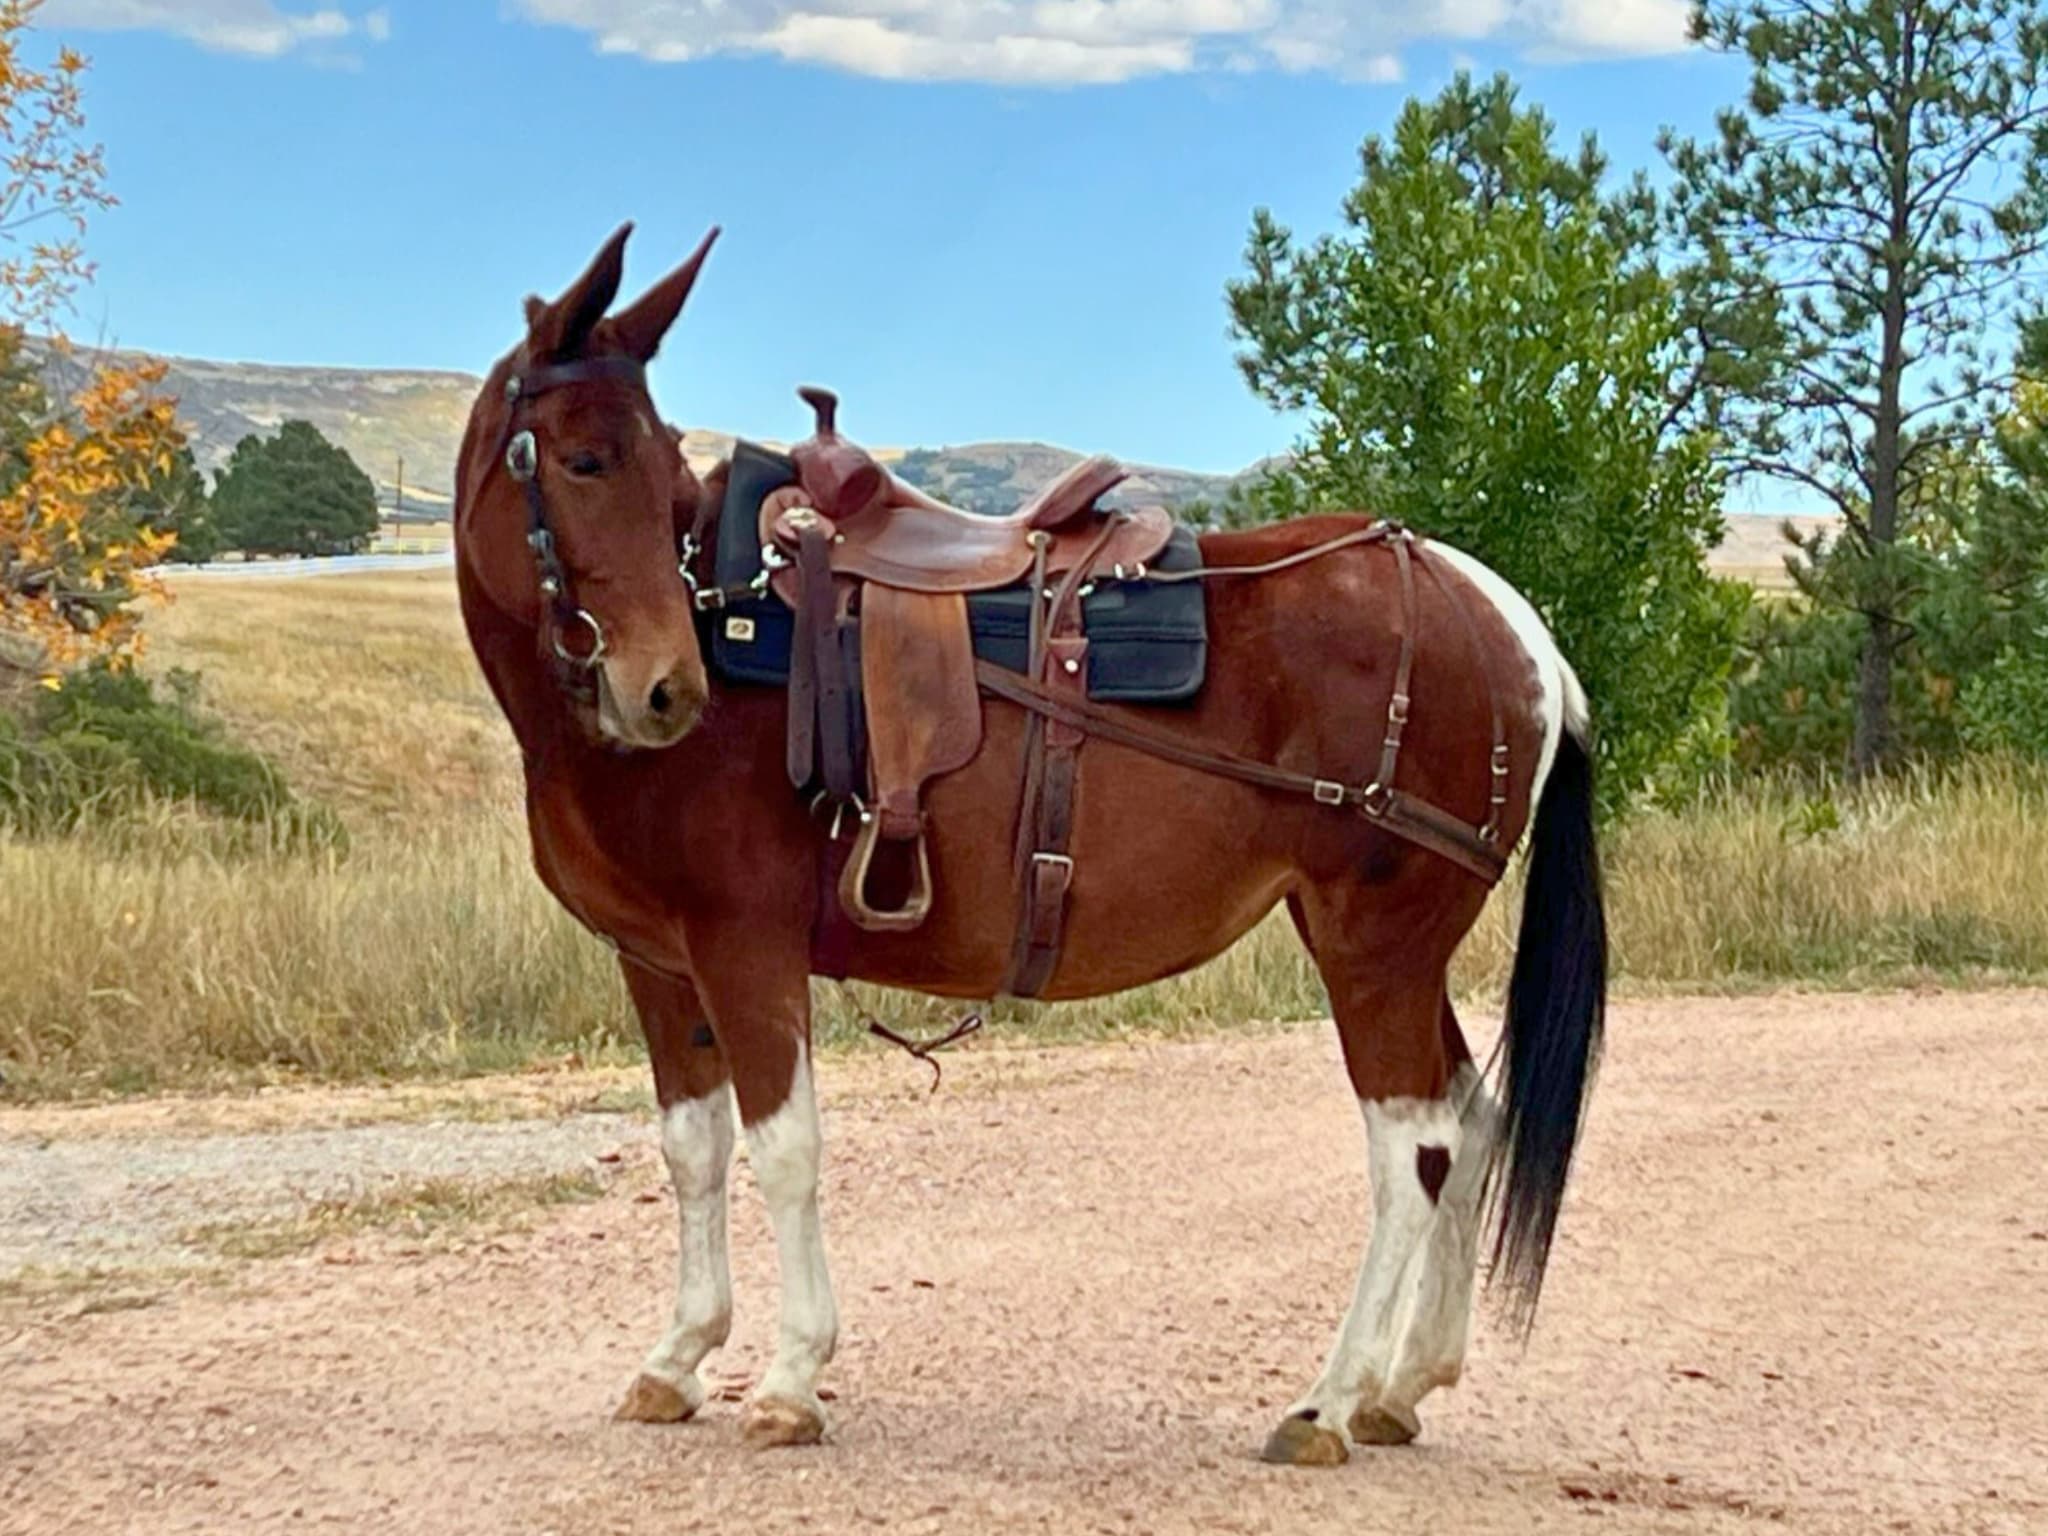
[838,812,934,933]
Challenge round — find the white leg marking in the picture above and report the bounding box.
[1289,1094,1462,1431]
[641,1087,735,1410]
[1378,1062,1500,1412]
[744,1053,838,1411]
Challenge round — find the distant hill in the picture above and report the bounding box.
[37,348,1836,569]
[34,344,479,511]
[891,441,1271,513]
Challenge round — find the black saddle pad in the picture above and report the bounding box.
[706,441,1208,704]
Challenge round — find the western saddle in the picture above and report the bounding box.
[773,386,1173,993]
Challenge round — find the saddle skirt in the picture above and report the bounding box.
[703,410,1208,953]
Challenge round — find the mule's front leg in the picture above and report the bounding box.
[615,960,735,1425]
[737,1046,837,1447]
[692,940,839,1449]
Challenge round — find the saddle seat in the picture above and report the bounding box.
[764,387,1173,597]
[773,386,1177,944]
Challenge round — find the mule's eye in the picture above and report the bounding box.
[566,450,605,478]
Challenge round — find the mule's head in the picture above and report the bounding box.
[457,223,719,749]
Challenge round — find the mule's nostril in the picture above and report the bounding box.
[649,681,674,716]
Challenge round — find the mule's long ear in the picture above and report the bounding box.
[524,223,634,360]
[600,225,721,363]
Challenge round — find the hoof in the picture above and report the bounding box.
[1260,1411,1350,1467]
[1348,1402,1420,1446]
[613,1372,702,1425]
[741,1394,826,1449]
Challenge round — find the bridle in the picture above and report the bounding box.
[497,352,655,674]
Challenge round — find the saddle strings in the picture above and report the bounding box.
[833,981,985,1094]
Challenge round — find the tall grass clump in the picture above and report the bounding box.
[1599,758,2048,984]
[1443,756,2048,992]
[0,812,632,1096]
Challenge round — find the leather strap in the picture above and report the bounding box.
[782,513,861,802]
[817,596,859,804]
[975,660,1508,886]
[1376,531,1418,793]
[784,516,830,790]
[511,355,647,400]
[497,353,652,680]
[1004,517,1127,998]
[1139,522,1398,584]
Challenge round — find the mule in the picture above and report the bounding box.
[453,225,1607,1462]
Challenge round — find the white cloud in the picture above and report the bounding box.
[44,0,1691,76]
[513,1,1692,85]
[41,2,392,58]
[1525,0,1690,57]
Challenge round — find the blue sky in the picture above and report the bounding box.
[47,1,1760,489]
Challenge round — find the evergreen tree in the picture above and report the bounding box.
[145,444,220,564]
[211,421,377,558]
[1665,0,2048,775]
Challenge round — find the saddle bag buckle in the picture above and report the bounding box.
[1480,743,1512,843]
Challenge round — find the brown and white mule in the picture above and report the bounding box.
[453,226,1607,1463]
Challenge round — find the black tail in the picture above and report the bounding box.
[1488,727,1606,1333]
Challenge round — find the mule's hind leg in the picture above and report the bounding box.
[1351,999,1501,1445]
[1262,886,1490,1466]
[614,960,736,1425]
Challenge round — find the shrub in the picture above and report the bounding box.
[0,661,341,846]
[1962,643,2048,755]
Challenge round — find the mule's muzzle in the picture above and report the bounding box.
[596,654,707,749]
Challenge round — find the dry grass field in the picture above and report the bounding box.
[3,566,2046,1097]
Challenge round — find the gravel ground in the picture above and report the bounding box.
[0,1116,642,1271]
[4,990,2047,1536]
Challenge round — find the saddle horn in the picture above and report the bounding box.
[799,385,839,438]
[791,385,882,521]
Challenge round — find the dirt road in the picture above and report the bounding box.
[5,991,2046,1535]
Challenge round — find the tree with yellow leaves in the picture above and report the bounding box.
[0,0,186,674]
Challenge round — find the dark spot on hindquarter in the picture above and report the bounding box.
[1416,1144,1451,1204]
[689,1024,717,1050]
